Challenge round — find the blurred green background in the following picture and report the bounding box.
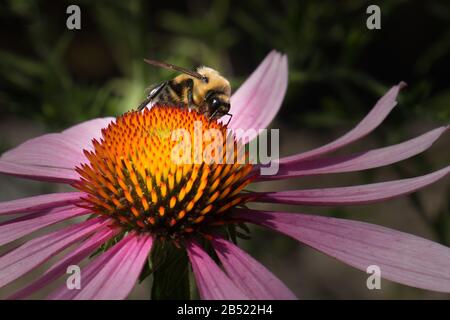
[0,0,449,299]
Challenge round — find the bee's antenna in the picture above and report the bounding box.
[143,59,208,82]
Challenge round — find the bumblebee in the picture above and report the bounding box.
[137,59,232,122]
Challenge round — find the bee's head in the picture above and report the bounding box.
[205,91,230,119]
[196,67,231,120]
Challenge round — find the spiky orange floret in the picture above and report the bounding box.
[73,106,253,238]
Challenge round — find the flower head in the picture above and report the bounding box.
[0,51,449,300]
[74,106,253,239]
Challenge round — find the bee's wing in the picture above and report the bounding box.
[137,82,168,111]
[143,59,207,82]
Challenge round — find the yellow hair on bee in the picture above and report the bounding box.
[139,60,232,119]
[192,67,231,106]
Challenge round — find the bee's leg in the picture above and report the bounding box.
[185,78,195,108]
[137,82,168,111]
[208,111,233,126]
[208,109,220,122]
[137,96,153,111]
[224,113,233,126]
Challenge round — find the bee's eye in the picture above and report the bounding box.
[210,97,221,110]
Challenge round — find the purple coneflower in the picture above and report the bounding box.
[0,51,449,299]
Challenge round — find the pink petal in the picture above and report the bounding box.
[253,166,450,206]
[61,117,114,152]
[0,117,113,183]
[187,241,249,300]
[0,160,80,183]
[0,192,84,216]
[280,82,406,163]
[9,227,118,300]
[225,51,288,142]
[259,126,448,181]
[234,209,450,293]
[2,134,86,170]
[0,205,89,246]
[49,232,152,300]
[0,217,109,288]
[211,237,297,300]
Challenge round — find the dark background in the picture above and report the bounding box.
[0,0,449,299]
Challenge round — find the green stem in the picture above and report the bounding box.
[150,239,191,300]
